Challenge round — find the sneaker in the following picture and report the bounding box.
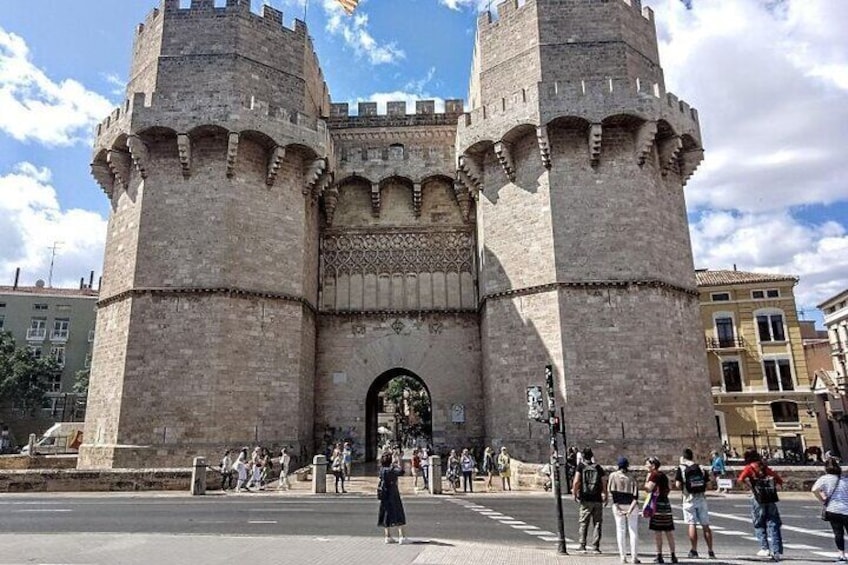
[708,551,716,559]
[836,556,847,563]
[688,550,699,559]
[670,554,678,564]
[579,546,587,554]
[398,537,407,545]
[620,558,628,564]
[772,554,782,562]
[633,560,642,564]
[384,537,396,544]
[593,548,602,554]
[757,549,772,558]
[653,557,664,564]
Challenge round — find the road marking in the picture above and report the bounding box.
[709,511,833,539]
[512,525,540,530]
[499,520,526,525]
[715,531,749,536]
[813,551,840,558]
[247,520,277,524]
[12,509,73,513]
[538,536,561,542]
[783,543,821,550]
[528,530,557,536]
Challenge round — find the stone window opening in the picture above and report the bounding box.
[763,358,794,391]
[755,309,786,343]
[771,401,799,424]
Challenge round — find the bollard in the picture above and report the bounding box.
[191,457,207,495]
[27,433,36,457]
[312,454,327,494]
[429,454,442,495]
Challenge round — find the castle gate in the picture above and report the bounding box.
[364,368,432,462]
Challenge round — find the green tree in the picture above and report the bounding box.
[0,332,60,416]
[384,375,432,444]
[73,368,90,396]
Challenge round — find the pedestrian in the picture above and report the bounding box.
[248,446,263,490]
[674,448,715,559]
[482,447,496,492]
[220,449,234,491]
[460,448,476,493]
[411,448,421,490]
[710,450,727,494]
[420,446,430,490]
[277,447,291,491]
[235,447,249,492]
[566,446,578,488]
[343,441,353,480]
[738,448,783,561]
[331,447,347,493]
[572,447,608,554]
[812,457,848,562]
[498,446,512,491]
[644,457,676,563]
[259,447,272,490]
[447,449,461,494]
[378,451,407,544]
[609,456,640,564]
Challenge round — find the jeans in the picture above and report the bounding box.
[334,471,346,493]
[220,470,234,490]
[422,465,430,490]
[751,499,783,555]
[578,501,604,549]
[462,471,473,492]
[612,506,638,559]
[825,511,848,552]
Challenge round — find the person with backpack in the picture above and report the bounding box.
[738,448,784,561]
[812,457,848,562]
[572,447,608,553]
[674,448,715,559]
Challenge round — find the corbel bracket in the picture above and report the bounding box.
[537,125,552,169]
[126,135,149,179]
[266,146,286,187]
[589,123,602,166]
[493,141,516,182]
[226,132,239,178]
[106,150,131,191]
[635,121,658,166]
[176,134,192,178]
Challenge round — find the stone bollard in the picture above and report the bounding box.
[312,455,327,494]
[191,457,206,495]
[27,433,36,457]
[429,454,442,495]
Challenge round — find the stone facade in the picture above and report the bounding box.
[81,0,716,469]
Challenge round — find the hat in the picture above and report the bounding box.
[617,456,629,469]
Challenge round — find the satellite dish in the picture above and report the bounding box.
[35,279,45,288]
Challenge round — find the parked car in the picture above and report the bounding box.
[20,422,84,455]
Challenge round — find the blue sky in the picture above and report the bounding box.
[1,0,847,326]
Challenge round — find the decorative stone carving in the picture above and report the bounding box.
[458,153,483,190]
[226,132,239,178]
[391,319,405,335]
[90,162,114,198]
[321,229,475,276]
[371,182,381,217]
[589,123,602,166]
[176,134,191,178]
[126,135,149,179]
[453,180,472,222]
[106,150,131,191]
[537,125,551,169]
[428,321,444,335]
[266,146,285,186]
[323,186,340,225]
[659,135,683,176]
[412,183,422,217]
[351,322,366,336]
[680,149,705,186]
[635,120,658,166]
[493,141,516,182]
[304,158,327,195]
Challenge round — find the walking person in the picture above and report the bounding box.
[331,447,347,493]
[446,449,461,494]
[411,448,421,490]
[573,447,608,554]
[710,450,728,494]
[248,446,263,490]
[420,446,430,491]
[234,447,249,492]
[812,457,848,562]
[738,448,784,561]
[277,447,291,491]
[644,457,676,563]
[378,451,407,544]
[220,449,234,491]
[674,448,715,559]
[482,447,496,492]
[609,456,640,564]
[460,448,476,493]
[342,441,353,480]
[498,446,512,491]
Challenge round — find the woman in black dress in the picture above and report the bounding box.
[644,457,677,564]
[378,451,407,544]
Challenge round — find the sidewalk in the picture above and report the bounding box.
[0,533,749,565]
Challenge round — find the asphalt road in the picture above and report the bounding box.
[0,490,841,563]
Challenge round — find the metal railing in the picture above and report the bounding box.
[706,336,746,349]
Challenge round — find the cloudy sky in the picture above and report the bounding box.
[0,0,846,324]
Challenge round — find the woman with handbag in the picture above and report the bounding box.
[812,457,848,562]
[644,457,677,564]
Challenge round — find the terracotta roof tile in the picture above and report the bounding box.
[695,270,798,288]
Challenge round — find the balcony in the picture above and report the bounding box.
[51,330,69,342]
[706,336,747,350]
[26,328,46,341]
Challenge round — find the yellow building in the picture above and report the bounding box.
[696,269,821,460]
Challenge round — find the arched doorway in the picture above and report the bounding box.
[365,368,432,461]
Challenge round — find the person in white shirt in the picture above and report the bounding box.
[277,447,291,491]
[812,457,848,562]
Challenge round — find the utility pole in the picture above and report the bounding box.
[47,241,63,288]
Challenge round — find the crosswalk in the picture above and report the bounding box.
[448,497,845,562]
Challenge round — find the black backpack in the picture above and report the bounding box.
[580,464,602,497]
[752,475,779,504]
[682,463,707,494]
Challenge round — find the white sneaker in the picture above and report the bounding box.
[398,537,407,545]
[772,553,782,562]
[756,549,771,558]
[384,537,396,544]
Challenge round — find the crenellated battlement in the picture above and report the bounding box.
[327,99,465,129]
[477,0,653,30]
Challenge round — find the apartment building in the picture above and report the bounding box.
[815,288,848,457]
[0,276,98,439]
[697,269,821,459]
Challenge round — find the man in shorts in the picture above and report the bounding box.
[674,448,715,559]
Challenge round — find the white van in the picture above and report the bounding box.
[20,422,84,455]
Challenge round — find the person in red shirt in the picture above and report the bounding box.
[738,448,784,561]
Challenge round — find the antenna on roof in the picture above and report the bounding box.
[47,241,64,288]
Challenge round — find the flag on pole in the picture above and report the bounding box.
[336,0,359,15]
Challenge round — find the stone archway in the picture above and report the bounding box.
[365,368,432,462]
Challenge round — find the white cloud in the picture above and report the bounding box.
[354,91,446,114]
[438,0,490,11]
[0,163,106,288]
[321,0,404,65]
[0,27,114,147]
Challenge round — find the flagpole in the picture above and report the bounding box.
[303,0,308,24]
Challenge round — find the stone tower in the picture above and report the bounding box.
[82,0,330,468]
[455,0,715,460]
